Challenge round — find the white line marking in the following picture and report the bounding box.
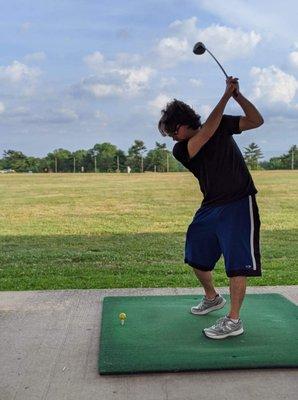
[249,195,257,270]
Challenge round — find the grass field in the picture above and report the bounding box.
[0,171,297,291]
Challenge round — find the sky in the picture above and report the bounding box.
[0,0,298,161]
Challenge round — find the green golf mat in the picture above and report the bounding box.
[98,294,298,375]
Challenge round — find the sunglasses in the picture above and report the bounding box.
[158,116,182,137]
[166,124,182,138]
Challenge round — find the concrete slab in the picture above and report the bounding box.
[0,286,297,400]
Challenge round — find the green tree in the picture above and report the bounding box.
[169,156,188,172]
[82,149,95,172]
[93,143,119,172]
[243,142,264,170]
[288,145,297,169]
[46,148,73,172]
[145,142,167,172]
[2,150,28,172]
[127,140,146,172]
[115,149,127,172]
[25,156,43,172]
[72,149,88,172]
[262,145,297,170]
[39,157,53,172]
[144,142,183,172]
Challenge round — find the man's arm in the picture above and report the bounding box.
[187,77,236,159]
[232,89,264,131]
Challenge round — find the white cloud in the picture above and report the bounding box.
[23,52,46,63]
[16,107,30,116]
[114,53,142,66]
[0,61,41,97]
[250,66,298,104]
[21,22,31,32]
[189,78,202,87]
[155,17,261,68]
[0,102,5,114]
[79,52,155,98]
[199,104,212,120]
[86,83,123,98]
[3,107,79,124]
[169,16,199,38]
[84,51,142,72]
[160,77,177,89]
[94,110,107,119]
[94,110,109,127]
[148,94,171,115]
[198,25,261,61]
[156,37,189,66]
[58,108,79,121]
[83,51,104,70]
[0,61,41,83]
[2,106,30,119]
[199,0,297,42]
[289,51,298,68]
[119,66,154,95]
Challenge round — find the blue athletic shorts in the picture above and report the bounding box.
[184,194,261,277]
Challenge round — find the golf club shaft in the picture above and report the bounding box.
[206,48,238,97]
[205,49,229,79]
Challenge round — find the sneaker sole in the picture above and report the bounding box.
[203,327,244,340]
[190,298,226,315]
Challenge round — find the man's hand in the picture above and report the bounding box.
[232,78,240,98]
[224,76,239,98]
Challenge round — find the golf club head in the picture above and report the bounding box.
[192,41,231,82]
[193,42,206,55]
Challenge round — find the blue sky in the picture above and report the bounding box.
[1,0,298,160]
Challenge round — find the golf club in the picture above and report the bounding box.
[193,42,238,96]
[193,42,229,78]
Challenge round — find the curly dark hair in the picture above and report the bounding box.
[158,99,201,137]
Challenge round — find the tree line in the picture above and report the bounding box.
[0,140,296,173]
[0,141,185,173]
[243,143,297,170]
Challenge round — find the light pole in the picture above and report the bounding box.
[166,152,169,172]
[94,150,98,173]
[141,155,144,173]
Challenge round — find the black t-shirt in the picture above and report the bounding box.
[173,114,257,207]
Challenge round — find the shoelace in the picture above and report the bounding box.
[211,316,229,329]
[202,295,217,305]
[197,295,219,310]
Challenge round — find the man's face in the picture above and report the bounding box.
[171,125,197,141]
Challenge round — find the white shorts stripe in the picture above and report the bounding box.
[248,195,257,271]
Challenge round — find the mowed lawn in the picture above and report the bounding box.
[0,171,297,290]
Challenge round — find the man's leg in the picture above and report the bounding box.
[228,276,246,319]
[193,268,217,300]
[202,275,246,338]
[191,267,226,315]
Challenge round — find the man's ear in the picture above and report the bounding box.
[180,126,187,133]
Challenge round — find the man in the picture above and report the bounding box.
[158,77,264,339]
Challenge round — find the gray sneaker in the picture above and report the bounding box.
[190,294,226,315]
[203,315,244,339]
